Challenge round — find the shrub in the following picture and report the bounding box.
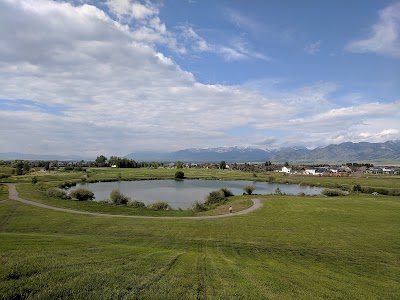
[147,202,172,210]
[69,188,95,201]
[243,185,255,195]
[274,187,282,195]
[353,184,362,193]
[298,192,306,197]
[58,181,77,189]
[321,189,347,197]
[31,176,38,184]
[193,201,208,211]
[204,190,226,206]
[175,171,185,179]
[220,188,234,197]
[47,188,70,200]
[127,200,146,208]
[110,189,130,205]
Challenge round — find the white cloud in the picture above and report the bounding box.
[346,2,400,58]
[106,0,158,21]
[304,41,321,55]
[180,25,269,61]
[0,0,398,156]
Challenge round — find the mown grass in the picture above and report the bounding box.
[0,192,399,299]
[0,185,8,201]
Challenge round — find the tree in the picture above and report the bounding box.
[175,171,185,179]
[14,161,24,175]
[243,185,255,195]
[95,155,107,167]
[176,161,184,169]
[220,160,226,169]
[284,161,289,167]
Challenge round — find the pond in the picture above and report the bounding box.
[68,180,323,209]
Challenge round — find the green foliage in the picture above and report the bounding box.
[220,160,226,169]
[204,190,226,206]
[147,201,171,210]
[127,200,146,208]
[58,181,77,189]
[321,189,347,197]
[31,176,38,184]
[110,189,130,205]
[95,155,107,167]
[243,185,255,195]
[69,188,95,201]
[47,188,70,200]
[219,188,234,197]
[193,201,208,211]
[353,183,362,192]
[176,161,184,169]
[174,171,185,179]
[275,187,282,195]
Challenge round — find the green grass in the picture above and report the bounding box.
[2,167,399,193]
[1,192,399,299]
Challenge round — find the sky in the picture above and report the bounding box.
[0,0,399,157]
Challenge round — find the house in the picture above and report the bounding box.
[366,167,383,174]
[305,168,316,175]
[280,166,292,174]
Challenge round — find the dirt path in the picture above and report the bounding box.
[4,183,262,220]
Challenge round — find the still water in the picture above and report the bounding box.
[70,180,322,209]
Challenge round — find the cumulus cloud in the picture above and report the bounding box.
[346,2,400,58]
[0,0,398,156]
[106,0,158,21]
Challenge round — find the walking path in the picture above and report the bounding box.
[3,183,262,220]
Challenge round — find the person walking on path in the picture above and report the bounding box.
[229,206,233,214]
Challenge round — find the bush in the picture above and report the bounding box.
[31,176,38,184]
[110,189,130,205]
[69,188,95,201]
[47,188,70,200]
[219,188,234,197]
[127,200,146,208]
[204,190,226,206]
[243,185,255,195]
[193,201,208,211]
[321,189,347,197]
[147,202,172,210]
[58,181,77,189]
[175,171,185,179]
[353,183,362,193]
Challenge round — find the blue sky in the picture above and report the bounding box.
[0,0,399,157]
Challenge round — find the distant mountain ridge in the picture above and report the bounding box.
[126,141,400,163]
[0,152,91,161]
[1,141,399,163]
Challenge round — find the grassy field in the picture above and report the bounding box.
[0,168,399,299]
[2,167,399,192]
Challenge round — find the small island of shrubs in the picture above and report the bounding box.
[46,185,247,212]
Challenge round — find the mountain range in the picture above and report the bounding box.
[125,140,400,163]
[1,141,399,163]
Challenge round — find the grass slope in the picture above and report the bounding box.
[1,194,399,299]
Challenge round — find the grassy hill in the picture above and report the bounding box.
[1,189,399,298]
